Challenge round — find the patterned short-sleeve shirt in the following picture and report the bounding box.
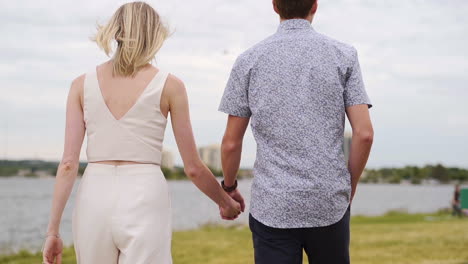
[219,19,372,228]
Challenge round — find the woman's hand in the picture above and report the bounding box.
[220,197,242,220]
[42,236,63,264]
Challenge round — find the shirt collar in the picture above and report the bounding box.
[277,19,312,33]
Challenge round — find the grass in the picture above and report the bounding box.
[1,212,467,264]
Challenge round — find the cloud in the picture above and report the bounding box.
[1,0,467,168]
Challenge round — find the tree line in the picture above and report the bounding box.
[1,160,466,184]
[362,164,468,184]
[0,160,250,180]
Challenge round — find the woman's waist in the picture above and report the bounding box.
[86,153,162,166]
[91,160,157,166]
[84,161,163,176]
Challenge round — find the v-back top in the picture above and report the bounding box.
[83,67,169,164]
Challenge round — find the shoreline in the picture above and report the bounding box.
[1,211,466,264]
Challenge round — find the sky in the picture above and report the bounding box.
[0,0,467,168]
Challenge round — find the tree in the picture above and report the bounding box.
[431,164,449,183]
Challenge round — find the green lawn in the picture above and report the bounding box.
[1,212,467,264]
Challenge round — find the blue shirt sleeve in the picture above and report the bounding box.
[218,59,252,118]
[343,48,372,109]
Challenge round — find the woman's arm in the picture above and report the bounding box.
[46,75,86,236]
[162,75,241,219]
[43,75,86,263]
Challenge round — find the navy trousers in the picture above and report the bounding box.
[249,207,351,264]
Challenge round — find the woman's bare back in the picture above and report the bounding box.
[89,61,170,166]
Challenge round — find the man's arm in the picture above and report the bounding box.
[346,104,374,202]
[221,115,250,211]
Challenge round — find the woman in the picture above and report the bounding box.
[42,2,241,263]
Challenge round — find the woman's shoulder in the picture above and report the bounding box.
[164,72,186,94]
[67,74,86,104]
[70,74,86,92]
[72,74,86,87]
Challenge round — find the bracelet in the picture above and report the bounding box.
[221,180,238,193]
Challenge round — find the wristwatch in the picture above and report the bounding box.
[221,180,238,193]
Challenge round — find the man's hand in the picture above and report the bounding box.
[227,189,245,212]
[219,198,242,220]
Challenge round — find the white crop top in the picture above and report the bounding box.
[83,68,169,164]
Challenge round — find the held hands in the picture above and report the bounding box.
[227,189,245,212]
[219,189,246,220]
[219,197,242,220]
[42,235,63,264]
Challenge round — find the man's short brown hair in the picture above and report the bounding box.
[274,0,317,19]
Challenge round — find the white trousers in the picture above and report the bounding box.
[72,163,172,264]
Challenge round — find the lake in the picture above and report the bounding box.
[0,177,455,254]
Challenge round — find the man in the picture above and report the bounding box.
[218,0,374,263]
[452,184,462,217]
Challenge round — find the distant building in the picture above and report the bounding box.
[198,144,222,171]
[36,170,53,178]
[343,132,352,162]
[17,169,32,177]
[161,149,174,170]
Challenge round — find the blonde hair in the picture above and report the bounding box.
[93,1,168,77]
